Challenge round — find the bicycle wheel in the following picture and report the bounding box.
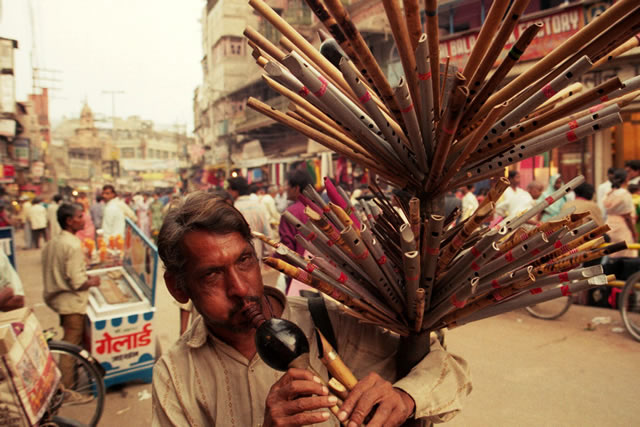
[47,340,105,427]
[525,294,572,320]
[620,271,640,342]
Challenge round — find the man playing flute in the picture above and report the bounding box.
[152,192,471,426]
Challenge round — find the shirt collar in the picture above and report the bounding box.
[186,286,289,349]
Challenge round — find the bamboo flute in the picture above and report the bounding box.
[448,276,608,328]
[420,214,444,310]
[426,81,469,192]
[395,78,428,172]
[540,241,628,274]
[467,0,531,97]
[593,33,640,67]
[440,103,506,187]
[414,289,426,332]
[461,0,510,83]
[403,250,421,320]
[415,35,435,159]
[439,62,457,117]
[482,56,593,146]
[381,0,420,109]
[341,225,405,313]
[303,184,343,229]
[247,97,407,186]
[461,23,542,131]
[244,26,287,62]
[531,224,609,267]
[409,197,420,244]
[281,54,404,171]
[437,202,495,271]
[324,178,360,229]
[403,0,422,52]
[338,59,423,180]
[360,224,403,300]
[400,223,417,253]
[424,0,441,120]
[535,82,584,114]
[475,0,640,120]
[322,0,405,126]
[302,0,365,75]
[249,0,365,106]
[304,207,352,255]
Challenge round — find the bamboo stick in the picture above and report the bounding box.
[416,34,435,160]
[395,78,428,172]
[421,214,444,310]
[424,0,441,120]
[244,26,287,62]
[593,33,640,67]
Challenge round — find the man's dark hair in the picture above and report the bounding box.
[607,167,615,176]
[628,183,640,194]
[207,187,233,204]
[157,192,253,290]
[57,203,83,229]
[624,160,640,172]
[508,170,519,180]
[227,176,250,196]
[574,182,594,200]
[53,194,62,203]
[102,184,116,195]
[287,169,313,191]
[611,168,627,189]
[95,195,103,203]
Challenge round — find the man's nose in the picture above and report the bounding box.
[227,267,250,297]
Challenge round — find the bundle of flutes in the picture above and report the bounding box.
[245,0,639,336]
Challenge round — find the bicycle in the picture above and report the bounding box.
[39,336,106,427]
[525,243,640,342]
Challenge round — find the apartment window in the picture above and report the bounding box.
[121,147,135,159]
[227,37,244,56]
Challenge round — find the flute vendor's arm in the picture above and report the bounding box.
[325,298,472,423]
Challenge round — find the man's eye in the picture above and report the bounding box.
[238,254,256,267]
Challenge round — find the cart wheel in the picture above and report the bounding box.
[526,295,572,320]
[620,271,640,342]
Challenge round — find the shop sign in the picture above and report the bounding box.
[1,164,15,183]
[31,161,44,177]
[440,5,584,68]
[0,119,15,137]
[13,138,29,168]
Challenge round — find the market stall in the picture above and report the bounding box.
[86,218,158,387]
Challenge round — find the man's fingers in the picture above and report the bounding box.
[358,401,402,427]
[337,373,380,422]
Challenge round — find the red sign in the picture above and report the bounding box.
[95,323,152,354]
[440,5,584,69]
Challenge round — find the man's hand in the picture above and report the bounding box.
[264,368,337,427]
[88,275,101,287]
[337,372,415,427]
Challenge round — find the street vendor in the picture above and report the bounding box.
[152,192,471,426]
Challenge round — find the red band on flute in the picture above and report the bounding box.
[322,205,331,212]
[566,130,578,142]
[590,104,604,113]
[531,248,541,256]
[298,86,310,97]
[471,262,480,271]
[326,239,334,246]
[451,294,466,308]
[600,95,609,102]
[558,272,569,282]
[530,287,543,295]
[401,103,414,113]
[542,84,557,98]
[338,272,347,283]
[407,275,420,281]
[306,263,317,272]
[418,71,432,80]
[355,249,369,260]
[377,255,387,265]
[442,126,455,135]
[568,120,579,129]
[306,232,317,241]
[471,246,481,257]
[504,251,514,262]
[314,77,328,97]
[491,279,500,289]
[359,91,372,103]
[426,246,439,255]
[453,235,464,248]
[296,270,311,283]
[561,285,570,296]
[554,241,563,249]
[545,196,554,205]
[492,291,504,301]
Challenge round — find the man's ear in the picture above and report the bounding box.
[165,271,190,304]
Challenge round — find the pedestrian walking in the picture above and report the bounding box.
[28,197,47,249]
[47,194,63,240]
[604,169,638,258]
[541,174,569,222]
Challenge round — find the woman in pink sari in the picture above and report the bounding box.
[604,169,638,258]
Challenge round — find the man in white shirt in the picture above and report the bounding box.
[101,185,126,240]
[495,171,534,220]
[597,167,615,219]
[460,185,479,221]
[625,160,640,186]
[27,197,48,248]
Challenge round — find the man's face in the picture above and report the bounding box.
[102,188,116,202]
[512,173,521,188]
[529,185,543,200]
[67,209,85,233]
[286,184,299,201]
[174,231,264,335]
[627,167,640,179]
[554,177,564,190]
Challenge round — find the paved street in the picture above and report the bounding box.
[13,232,639,426]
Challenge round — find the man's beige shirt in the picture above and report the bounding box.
[152,288,471,426]
[42,230,89,315]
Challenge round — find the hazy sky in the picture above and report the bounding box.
[2,0,203,133]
